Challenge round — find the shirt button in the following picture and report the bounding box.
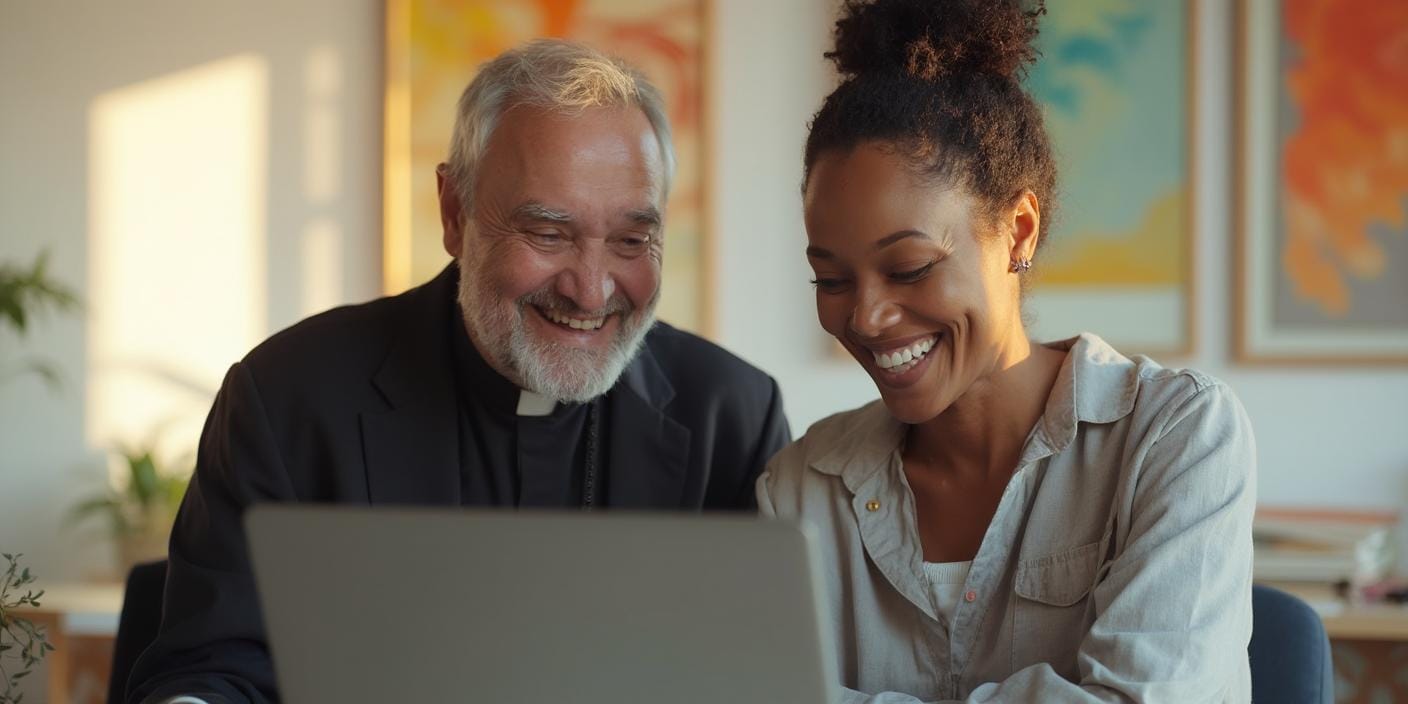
[865,500,881,512]
[964,590,977,603]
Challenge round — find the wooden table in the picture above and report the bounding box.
[1270,581,1408,641]
[15,582,124,704]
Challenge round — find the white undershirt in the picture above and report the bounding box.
[922,560,973,624]
[515,388,557,416]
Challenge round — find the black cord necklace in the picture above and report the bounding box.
[582,398,601,509]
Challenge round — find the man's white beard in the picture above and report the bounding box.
[456,252,656,404]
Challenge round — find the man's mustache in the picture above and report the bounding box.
[516,287,635,319]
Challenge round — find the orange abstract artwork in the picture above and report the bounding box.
[1280,0,1408,318]
[385,0,709,333]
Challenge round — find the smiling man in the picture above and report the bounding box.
[126,40,791,704]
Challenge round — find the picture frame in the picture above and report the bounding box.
[1023,0,1198,358]
[383,0,714,336]
[1235,0,1408,364]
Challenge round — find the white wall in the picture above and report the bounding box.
[710,0,882,443]
[2,0,1406,588]
[0,0,384,582]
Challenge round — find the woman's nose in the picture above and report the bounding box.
[848,286,902,339]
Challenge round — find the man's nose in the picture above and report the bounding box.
[555,246,616,313]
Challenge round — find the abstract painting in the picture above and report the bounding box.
[1237,0,1408,363]
[384,0,711,334]
[1023,0,1195,356]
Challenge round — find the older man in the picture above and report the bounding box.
[126,40,790,704]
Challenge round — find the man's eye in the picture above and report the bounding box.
[527,231,564,245]
[614,234,653,255]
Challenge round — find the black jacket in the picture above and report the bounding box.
[127,265,791,703]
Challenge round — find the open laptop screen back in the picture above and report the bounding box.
[246,506,837,704]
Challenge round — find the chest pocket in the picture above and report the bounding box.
[1012,540,1101,679]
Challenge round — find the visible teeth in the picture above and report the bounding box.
[544,309,606,331]
[872,336,937,372]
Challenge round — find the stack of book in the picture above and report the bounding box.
[1253,509,1397,588]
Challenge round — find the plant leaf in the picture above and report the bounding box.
[0,296,25,335]
[130,452,160,504]
[68,496,122,524]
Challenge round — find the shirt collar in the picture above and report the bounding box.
[1033,333,1140,453]
[806,333,1140,489]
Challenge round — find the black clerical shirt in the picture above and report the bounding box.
[448,309,601,507]
[125,264,791,704]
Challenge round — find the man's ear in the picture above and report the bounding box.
[437,163,466,258]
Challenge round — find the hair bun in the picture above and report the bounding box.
[827,0,1044,82]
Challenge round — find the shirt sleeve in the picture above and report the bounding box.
[829,382,1257,704]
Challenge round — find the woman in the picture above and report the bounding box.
[757,1,1255,702]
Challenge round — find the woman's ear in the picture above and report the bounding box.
[1005,190,1041,263]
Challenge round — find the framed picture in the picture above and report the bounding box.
[1023,0,1196,357]
[384,0,713,335]
[1236,0,1408,364]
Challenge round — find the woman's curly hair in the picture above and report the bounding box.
[805,0,1058,244]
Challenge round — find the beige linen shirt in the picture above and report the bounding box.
[758,334,1255,703]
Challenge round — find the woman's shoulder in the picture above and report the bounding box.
[1124,354,1247,434]
[1070,333,1244,426]
[1063,333,1253,465]
[765,399,894,480]
[1088,343,1255,491]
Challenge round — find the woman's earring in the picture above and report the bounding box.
[1010,257,1032,273]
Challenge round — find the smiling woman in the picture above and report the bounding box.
[757,1,1258,702]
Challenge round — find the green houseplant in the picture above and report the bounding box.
[0,251,79,387]
[0,252,73,701]
[0,554,55,704]
[70,444,190,575]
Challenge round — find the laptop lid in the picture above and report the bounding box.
[246,506,837,704]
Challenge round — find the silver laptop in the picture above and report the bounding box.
[245,506,838,704]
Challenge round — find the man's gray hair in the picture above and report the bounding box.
[446,38,676,210]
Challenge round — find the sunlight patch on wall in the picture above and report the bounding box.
[301,217,344,315]
[300,45,346,316]
[87,54,270,457]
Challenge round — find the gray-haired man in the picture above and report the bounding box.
[126,40,790,704]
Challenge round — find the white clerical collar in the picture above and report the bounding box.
[515,389,557,417]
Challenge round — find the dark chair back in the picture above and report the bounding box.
[1249,584,1334,704]
[108,559,168,704]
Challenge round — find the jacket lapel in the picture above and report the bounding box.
[605,339,691,508]
[361,266,462,506]
[359,270,690,509]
